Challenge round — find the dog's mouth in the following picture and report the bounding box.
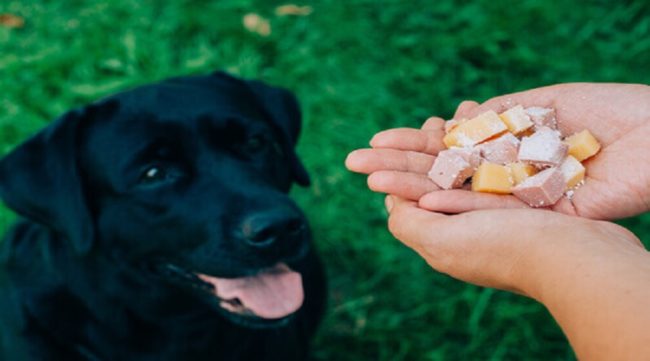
[197,263,304,319]
[153,262,304,326]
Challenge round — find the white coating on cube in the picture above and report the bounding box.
[455,132,479,148]
[517,127,568,167]
[525,107,557,130]
[559,156,585,182]
[428,149,477,189]
[444,119,459,134]
[500,105,533,133]
[454,147,482,169]
[512,168,565,207]
[565,189,575,200]
[478,133,520,165]
[450,111,507,147]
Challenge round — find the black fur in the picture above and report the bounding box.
[0,72,326,360]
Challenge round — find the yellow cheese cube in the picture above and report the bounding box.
[564,130,601,161]
[506,162,537,185]
[499,105,534,135]
[471,162,513,194]
[559,155,585,189]
[443,110,507,148]
[444,118,464,134]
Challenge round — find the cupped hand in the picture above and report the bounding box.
[383,195,644,298]
[346,83,650,220]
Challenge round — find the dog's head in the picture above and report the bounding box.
[0,72,312,328]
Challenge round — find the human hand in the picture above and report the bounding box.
[383,195,644,298]
[346,83,650,220]
[385,195,650,361]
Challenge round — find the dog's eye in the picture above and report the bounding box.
[139,166,168,184]
[241,134,269,153]
[136,164,185,188]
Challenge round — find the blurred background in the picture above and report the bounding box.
[1,0,649,359]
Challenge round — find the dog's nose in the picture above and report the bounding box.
[240,211,306,248]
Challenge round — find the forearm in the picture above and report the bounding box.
[526,222,650,360]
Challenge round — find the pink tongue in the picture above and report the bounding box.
[197,263,304,319]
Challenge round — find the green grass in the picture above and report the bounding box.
[2,0,650,359]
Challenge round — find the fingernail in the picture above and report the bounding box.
[385,195,394,213]
[344,151,358,170]
[369,134,378,147]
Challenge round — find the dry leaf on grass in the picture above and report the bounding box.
[242,13,271,37]
[275,5,313,16]
[0,14,25,29]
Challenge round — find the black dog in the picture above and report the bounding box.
[0,72,326,360]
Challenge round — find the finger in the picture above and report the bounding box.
[389,197,560,295]
[419,188,582,217]
[419,190,530,213]
[461,86,563,120]
[386,196,448,250]
[368,171,440,200]
[421,116,446,131]
[345,148,434,174]
[370,128,445,155]
[551,196,578,216]
[465,84,624,141]
[387,197,478,288]
[453,100,480,120]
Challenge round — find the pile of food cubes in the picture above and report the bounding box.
[427,105,601,207]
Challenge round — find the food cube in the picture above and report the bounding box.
[478,133,520,165]
[428,148,480,190]
[525,107,557,130]
[443,110,508,148]
[444,119,462,134]
[564,130,601,161]
[471,162,513,194]
[507,162,537,185]
[518,127,568,167]
[512,168,565,207]
[559,155,585,189]
[417,104,599,208]
[499,105,534,135]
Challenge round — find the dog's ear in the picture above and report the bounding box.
[212,71,310,186]
[0,107,97,255]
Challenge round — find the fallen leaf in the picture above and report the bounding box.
[275,4,313,16]
[243,13,271,37]
[0,13,25,29]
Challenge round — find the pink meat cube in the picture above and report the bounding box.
[428,148,480,190]
[477,133,519,165]
[525,107,557,130]
[512,168,565,207]
[518,127,568,167]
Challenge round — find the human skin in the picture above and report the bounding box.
[345,83,650,359]
[346,83,650,220]
[383,195,650,361]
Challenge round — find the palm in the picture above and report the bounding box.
[346,83,650,220]
[573,118,650,219]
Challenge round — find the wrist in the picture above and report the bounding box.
[515,218,646,303]
[519,219,650,360]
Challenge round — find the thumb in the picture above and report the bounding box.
[386,196,469,282]
[385,195,449,250]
